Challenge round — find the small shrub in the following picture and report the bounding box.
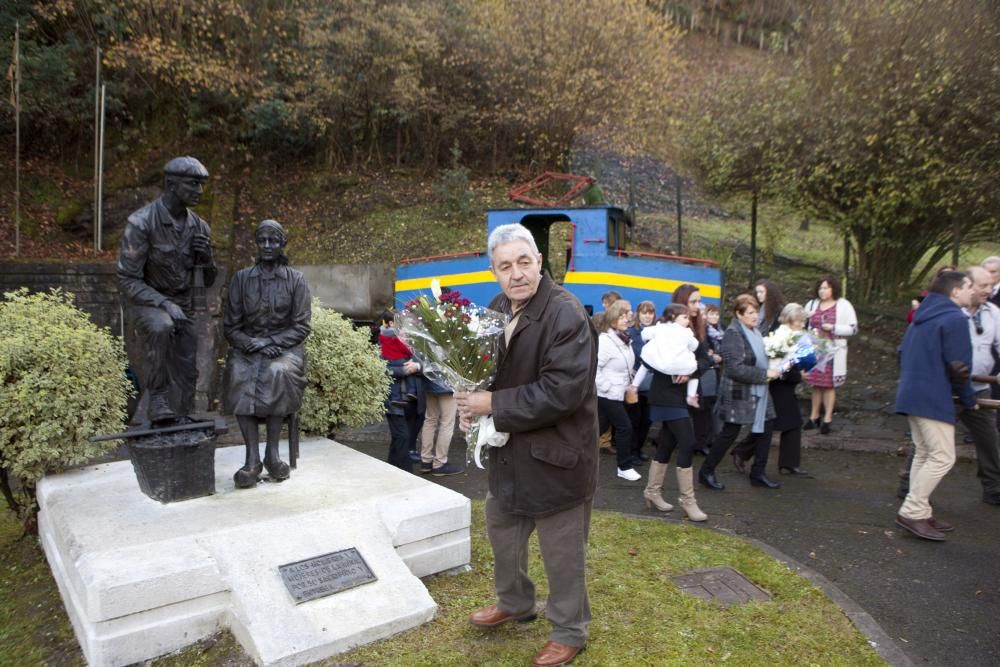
[433,143,479,221]
[0,289,131,529]
[300,301,391,435]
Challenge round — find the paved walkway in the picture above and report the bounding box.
[337,420,1000,666]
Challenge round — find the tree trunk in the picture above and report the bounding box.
[852,236,921,303]
[749,190,758,287]
[0,467,21,515]
[395,120,402,169]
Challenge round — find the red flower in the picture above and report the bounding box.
[481,353,490,361]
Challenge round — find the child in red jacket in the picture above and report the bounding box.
[379,310,417,401]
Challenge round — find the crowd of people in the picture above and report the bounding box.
[894,260,1000,541]
[377,267,872,522]
[370,221,1000,664]
[377,257,1000,543]
[586,273,861,521]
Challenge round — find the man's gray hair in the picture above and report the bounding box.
[981,256,1000,268]
[487,223,540,262]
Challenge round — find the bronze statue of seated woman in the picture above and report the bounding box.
[223,220,311,488]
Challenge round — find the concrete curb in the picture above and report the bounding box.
[743,536,913,667]
[337,421,981,462]
[614,510,913,667]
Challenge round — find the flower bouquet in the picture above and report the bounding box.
[394,280,510,468]
[763,324,802,371]
[764,326,835,375]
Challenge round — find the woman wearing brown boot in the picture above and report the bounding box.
[633,303,708,521]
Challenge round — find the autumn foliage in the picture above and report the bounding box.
[2,0,682,169]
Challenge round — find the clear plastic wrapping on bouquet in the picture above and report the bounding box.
[779,330,836,374]
[394,286,509,468]
[764,325,836,375]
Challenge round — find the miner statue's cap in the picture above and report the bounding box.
[163,156,209,180]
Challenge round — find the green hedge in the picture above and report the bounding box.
[0,289,131,521]
[300,301,391,434]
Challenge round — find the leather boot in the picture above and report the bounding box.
[676,467,708,522]
[643,461,674,512]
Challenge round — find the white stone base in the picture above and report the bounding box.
[37,438,471,667]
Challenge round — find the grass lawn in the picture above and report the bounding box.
[1,501,883,666]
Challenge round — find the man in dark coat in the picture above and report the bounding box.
[118,156,215,426]
[895,270,976,541]
[456,223,599,667]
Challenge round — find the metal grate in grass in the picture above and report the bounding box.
[671,566,772,605]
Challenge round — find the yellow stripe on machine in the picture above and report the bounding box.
[563,271,721,298]
[395,270,496,292]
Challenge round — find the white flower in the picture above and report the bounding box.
[467,311,481,334]
[764,325,802,359]
[430,278,442,301]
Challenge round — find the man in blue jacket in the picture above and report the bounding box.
[895,270,976,541]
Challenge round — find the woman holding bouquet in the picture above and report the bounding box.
[596,299,641,482]
[698,294,782,491]
[804,275,858,434]
[733,303,812,477]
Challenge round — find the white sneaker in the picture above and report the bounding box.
[617,467,641,481]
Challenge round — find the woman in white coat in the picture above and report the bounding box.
[596,299,641,481]
[804,275,858,434]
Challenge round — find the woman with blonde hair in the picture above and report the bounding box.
[597,299,642,481]
[733,303,812,477]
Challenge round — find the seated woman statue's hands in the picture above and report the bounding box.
[261,345,283,359]
[243,337,273,354]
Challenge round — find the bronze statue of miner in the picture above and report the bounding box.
[224,220,312,488]
[118,156,215,427]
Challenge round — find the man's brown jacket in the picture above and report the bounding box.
[488,274,600,517]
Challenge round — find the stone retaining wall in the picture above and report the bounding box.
[0,262,123,333]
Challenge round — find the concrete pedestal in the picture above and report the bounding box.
[37,438,471,666]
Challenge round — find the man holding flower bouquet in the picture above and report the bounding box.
[457,223,599,667]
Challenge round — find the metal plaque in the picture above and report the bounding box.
[278,548,377,604]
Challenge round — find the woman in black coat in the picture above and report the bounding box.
[698,294,782,491]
